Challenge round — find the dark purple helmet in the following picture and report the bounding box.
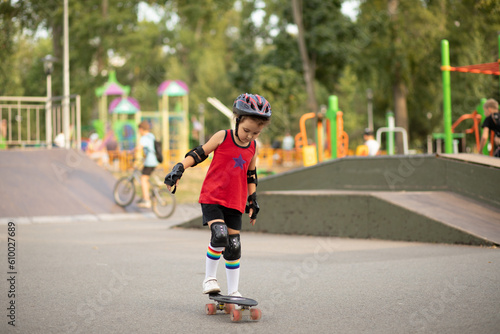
[233,93,272,119]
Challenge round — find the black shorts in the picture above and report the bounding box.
[201,204,242,231]
[142,166,155,176]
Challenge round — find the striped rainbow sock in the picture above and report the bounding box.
[205,245,224,279]
[207,245,223,260]
[225,259,240,270]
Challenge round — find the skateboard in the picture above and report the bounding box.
[205,293,262,322]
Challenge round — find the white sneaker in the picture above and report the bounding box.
[137,199,151,208]
[229,291,242,297]
[228,291,242,309]
[203,277,221,294]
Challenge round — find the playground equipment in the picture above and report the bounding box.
[109,96,140,116]
[450,99,484,152]
[296,112,318,166]
[376,111,409,155]
[94,70,134,155]
[296,95,348,167]
[440,36,500,155]
[326,95,349,159]
[95,71,131,129]
[207,97,235,128]
[109,96,141,151]
[430,100,487,155]
[94,73,190,166]
[157,80,189,162]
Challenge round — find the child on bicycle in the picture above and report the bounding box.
[164,93,272,297]
[136,120,159,208]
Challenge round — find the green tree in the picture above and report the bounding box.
[250,64,308,142]
[158,0,241,135]
[254,0,357,142]
[356,0,438,151]
[7,0,499,154]
[356,0,500,152]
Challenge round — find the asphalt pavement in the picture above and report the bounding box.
[0,206,499,334]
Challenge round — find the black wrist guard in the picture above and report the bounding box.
[245,192,260,219]
[185,145,208,167]
[164,162,184,193]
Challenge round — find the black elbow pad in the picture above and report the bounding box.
[247,169,258,186]
[185,146,208,166]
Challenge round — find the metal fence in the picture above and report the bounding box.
[0,95,81,149]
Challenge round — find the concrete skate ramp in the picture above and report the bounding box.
[179,154,500,246]
[250,190,500,246]
[0,149,128,218]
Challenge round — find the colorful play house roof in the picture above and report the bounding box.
[108,97,140,114]
[157,80,189,97]
[95,70,131,97]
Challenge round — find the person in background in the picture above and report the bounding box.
[363,128,380,156]
[136,121,159,208]
[282,131,295,166]
[87,133,109,166]
[479,99,500,157]
[191,115,203,146]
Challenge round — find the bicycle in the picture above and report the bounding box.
[113,167,176,219]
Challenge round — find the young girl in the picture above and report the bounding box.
[164,93,272,296]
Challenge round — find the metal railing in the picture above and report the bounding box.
[0,95,81,149]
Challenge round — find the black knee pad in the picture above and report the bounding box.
[223,234,241,261]
[210,222,228,247]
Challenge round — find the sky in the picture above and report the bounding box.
[341,0,360,21]
[138,0,360,24]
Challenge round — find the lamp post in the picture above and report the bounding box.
[63,0,70,149]
[366,88,374,131]
[43,55,57,148]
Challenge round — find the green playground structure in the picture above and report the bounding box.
[94,71,190,165]
[440,35,500,154]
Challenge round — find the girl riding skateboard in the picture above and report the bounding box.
[164,93,272,297]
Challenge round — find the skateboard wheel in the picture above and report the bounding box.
[205,303,216,315]
[224,303,234,314]
[250,308,262,321]
[230,309,242,322]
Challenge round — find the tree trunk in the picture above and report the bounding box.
[291,0,318,114]
[388,0,409,153]
[393,80,408,152]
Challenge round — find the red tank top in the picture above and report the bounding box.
[199,130,256,213]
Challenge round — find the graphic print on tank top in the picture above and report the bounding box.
[199,130,256,212]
